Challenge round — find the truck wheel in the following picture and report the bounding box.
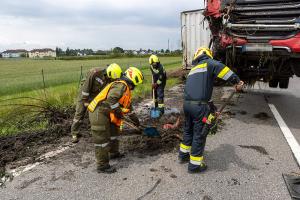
[279,79,289,89]
[269,79,279,88]
[290,59,300,77]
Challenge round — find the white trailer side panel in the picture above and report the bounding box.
[181,9,211,69]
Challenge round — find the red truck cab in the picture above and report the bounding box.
[205,0,300,88]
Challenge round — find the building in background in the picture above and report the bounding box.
[1,49,28,58]
[28,48,56,58]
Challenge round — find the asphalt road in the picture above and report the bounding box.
[1,79,300,200]
[255,77,300,147]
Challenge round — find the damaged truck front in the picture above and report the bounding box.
[203,0,300,88]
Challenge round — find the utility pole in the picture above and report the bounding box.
[168,39,170,51]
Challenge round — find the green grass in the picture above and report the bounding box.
[0,57,182,136]
[0,57,181,96]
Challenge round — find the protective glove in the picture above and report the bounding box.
[152,83,158,89]
[235,81,244,92]
[208,101,217,113]
[113,107,124,119]
[128,113,140,127]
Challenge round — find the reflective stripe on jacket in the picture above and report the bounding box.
[81,68,108,102]
[184,57,240,102]
[88,80,131,113]
[150,63,167,85]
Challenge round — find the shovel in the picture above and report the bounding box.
[123,117,160,137]
[209,91,235,135]
[150,77,161,119]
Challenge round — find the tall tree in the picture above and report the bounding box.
[66,48,70,56]
[56,47,63,56]
[112,47,124,54]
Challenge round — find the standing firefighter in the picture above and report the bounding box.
[149,55,167,114]
[178,47,244,173]
[88,67,144,173]
[71,63,123,143]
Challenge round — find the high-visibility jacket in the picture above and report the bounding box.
[150,63,167,85]
[184,55,240,102]
[88,80,131,126]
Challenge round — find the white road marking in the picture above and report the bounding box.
[9,144,74,178]
[269,104,300,166]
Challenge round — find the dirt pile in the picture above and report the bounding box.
[0,84,230,180]
[168,69,187,82]
[0,105,90,171]
[121,85,185,156]
[0,127,65,170]
[0,84,185,174]
[121,115,183,156]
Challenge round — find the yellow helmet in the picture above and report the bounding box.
[106,63,122,79]
[124,67,144,86]
[149,55,160,65]
[193,47,213,60]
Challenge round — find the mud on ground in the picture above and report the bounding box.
[0,70,185,176]
[0,70,229,181]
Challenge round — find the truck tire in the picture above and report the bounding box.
[279,79,289,89]
[269,79,279,88]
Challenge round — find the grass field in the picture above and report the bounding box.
[0,57,181,97]
[0,56,182,135]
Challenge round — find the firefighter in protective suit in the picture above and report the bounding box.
[71,63,123,143]
[88,67,144,173]
[149,55,167,114]
[178,47,244,173]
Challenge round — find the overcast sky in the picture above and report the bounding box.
[0,0,204,51]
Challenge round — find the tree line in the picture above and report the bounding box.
[56,47,182,57]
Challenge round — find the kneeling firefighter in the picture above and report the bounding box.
[71,63,123,143]
[149,55,167,114]
[178,47,244,173]
[88,67,144,173]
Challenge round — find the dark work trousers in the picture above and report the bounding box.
[156,83,165,103]
[179,101,209,171]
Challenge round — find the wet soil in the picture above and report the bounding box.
[0,113,90,175]
[238,145,269,155]
[168,69,188,82]
[0,73,186,175]
[238,110,247,115]
[0,74,228,182]
[17,177,43,190]
[120,84,185,156]
[253,112,271,120]
[0,127,67,171]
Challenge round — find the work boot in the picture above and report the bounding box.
[97,165,117,174]
[110,152,125,160]
[188,163,207,174]
[178,156,189,164]
[159,107,165,116]
[71,135,79,143]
